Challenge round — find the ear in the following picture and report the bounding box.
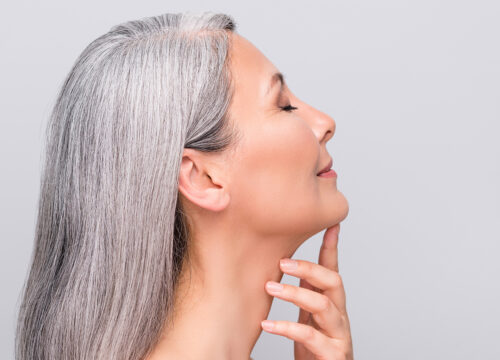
[178,148,230,212]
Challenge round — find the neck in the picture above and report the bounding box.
[147,214,308,360]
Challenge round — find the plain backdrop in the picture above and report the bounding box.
[1,0,499,359]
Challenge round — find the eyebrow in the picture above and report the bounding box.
[266,72,286,96]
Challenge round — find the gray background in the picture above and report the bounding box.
[1,0,499,359]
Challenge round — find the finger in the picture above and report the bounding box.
[319,224,340,272]
[297,278,313,324]
[280,259,347,315]
[261,320,336,358]
[265,281,345,338]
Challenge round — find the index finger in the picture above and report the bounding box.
[318,224,340,272]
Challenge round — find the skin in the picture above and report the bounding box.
[146,33,351,360]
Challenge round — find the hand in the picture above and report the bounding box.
[261,224,354,360]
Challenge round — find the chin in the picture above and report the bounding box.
[339,192,350,219]
[328,191,350,225]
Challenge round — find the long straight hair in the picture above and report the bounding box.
[15,11,240,360]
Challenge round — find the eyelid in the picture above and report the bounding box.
[280,104,298,112]
[272,83,298,112]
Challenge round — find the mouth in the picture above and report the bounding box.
[316,158,337,178]
[316,158,333,176]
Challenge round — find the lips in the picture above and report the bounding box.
[316,158,333,176]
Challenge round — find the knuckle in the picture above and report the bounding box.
[286,284,297,298]
[281,321,292,334]
[331,338,353,360]
[331,272,343,288]
[303,326,316,342]
[300,260,313,273]
[318,294,331,312]
[273,321,282,333]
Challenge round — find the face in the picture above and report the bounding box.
[221,33,349,239]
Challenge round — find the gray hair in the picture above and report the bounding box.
[15,11,240,360]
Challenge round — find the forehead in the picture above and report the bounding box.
[229,33,278,99]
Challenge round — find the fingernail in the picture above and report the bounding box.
[266,281,283,293]
[261,320,274,332]
[280,258,298,270]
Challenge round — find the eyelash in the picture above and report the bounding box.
[280,104,298,112]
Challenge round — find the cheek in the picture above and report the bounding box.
[230,120,322,235]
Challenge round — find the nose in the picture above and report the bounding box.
[308,105,336,144]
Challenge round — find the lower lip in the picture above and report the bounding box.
[317,169,337,178]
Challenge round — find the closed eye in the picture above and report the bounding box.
[280,104,298,112]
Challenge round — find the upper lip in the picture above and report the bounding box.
[317,158,333,175]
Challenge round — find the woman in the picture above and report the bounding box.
[15,11,352,360]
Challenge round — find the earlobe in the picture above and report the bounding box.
[204,187,230,212]
[178,150,230,212]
